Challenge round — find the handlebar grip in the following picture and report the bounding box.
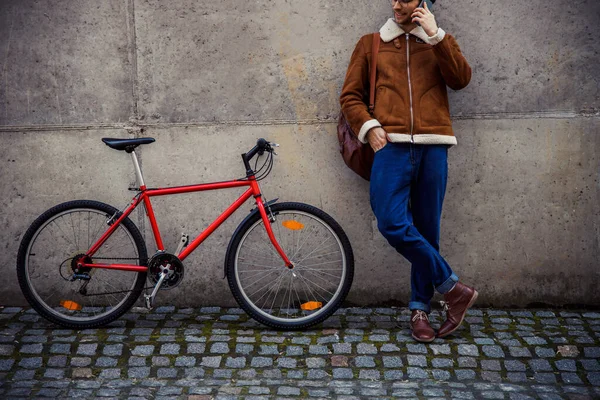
[257,138,268,155]
[242,138,271,174]
[257,138,268,148]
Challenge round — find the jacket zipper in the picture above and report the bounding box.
[406,33,414,144]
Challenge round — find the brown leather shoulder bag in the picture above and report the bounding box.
[337,32,380,181]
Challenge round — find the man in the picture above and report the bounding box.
[340,0,478,342]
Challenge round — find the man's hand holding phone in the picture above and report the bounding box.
[412,0,438,37]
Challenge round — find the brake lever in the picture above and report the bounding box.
[269,142,279,156]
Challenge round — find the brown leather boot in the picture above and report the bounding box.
[410,310,436,343]
[437,281,479,338]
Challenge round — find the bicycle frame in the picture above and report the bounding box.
[78,150,293,273]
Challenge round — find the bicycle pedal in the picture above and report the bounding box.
[144,294,154,310]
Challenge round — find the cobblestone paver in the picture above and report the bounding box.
[1,306,599,398]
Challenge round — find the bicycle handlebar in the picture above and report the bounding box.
[242,138,278,176]
[246,138,270,160]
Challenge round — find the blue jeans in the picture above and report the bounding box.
[369,142,458,313]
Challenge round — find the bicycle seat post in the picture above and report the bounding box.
[130,150,146,188]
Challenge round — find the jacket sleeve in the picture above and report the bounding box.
[432,33,472,91]
[339,36,381,144]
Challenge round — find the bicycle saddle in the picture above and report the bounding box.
[102,137,155,152]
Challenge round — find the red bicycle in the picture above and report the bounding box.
[16,138,354,330]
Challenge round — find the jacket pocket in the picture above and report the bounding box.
[374,86,407,128]
[419,84,451,128]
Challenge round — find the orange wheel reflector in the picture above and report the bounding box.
[300,301,322,311]
[282,220,304,231]
[60,300,82,311]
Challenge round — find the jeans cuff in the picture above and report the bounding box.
[408,301,431,314]
[436,273,459,294]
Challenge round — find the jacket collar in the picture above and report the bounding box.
[379,18,432,44]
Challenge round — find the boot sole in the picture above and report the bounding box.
[411,332,436,343]
[437,290,479,339]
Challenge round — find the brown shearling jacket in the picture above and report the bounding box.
[340,19,472,147]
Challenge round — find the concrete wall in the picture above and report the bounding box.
[1,0,599,308]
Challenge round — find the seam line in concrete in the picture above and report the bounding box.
[0,110,597,132]
[126,0,139,120]
[2,12,15,123]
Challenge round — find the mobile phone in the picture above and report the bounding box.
[415,0,435,27]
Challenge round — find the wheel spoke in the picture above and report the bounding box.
[296,259,343,268]
[252,271,285,309]
[52,220,77,251]
[289,223,317,261]
[248,226,281,260]
[294,239,337,265]
[268,270,287,313]
[20,203,146,328]
[296,267,343,279]
[295,271,336,297]
[294,271,331,303]
[245,269,282,298]
[237,261,281,269]
[238,267,281,272]
[298,268,340,287]
[232,206,351,327]
[297,250,341,261]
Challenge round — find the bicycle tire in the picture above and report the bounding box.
[16,200,148,329]
[226,202,354,330]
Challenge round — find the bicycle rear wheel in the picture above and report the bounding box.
[226,202,354,329]
[16,200,148,329]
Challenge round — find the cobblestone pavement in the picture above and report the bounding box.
[0,306,599,399]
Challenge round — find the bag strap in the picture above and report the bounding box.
[368,32,381,114]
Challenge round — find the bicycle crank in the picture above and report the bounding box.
[145,252,185,310]
[144,271,167,310]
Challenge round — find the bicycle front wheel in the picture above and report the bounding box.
[226,202,354,329]
[16,200,148,329]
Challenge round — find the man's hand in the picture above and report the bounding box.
[367,127,390,152]
[411,1,438,37]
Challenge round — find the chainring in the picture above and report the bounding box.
[148,252,185,290]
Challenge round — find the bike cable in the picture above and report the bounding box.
[254,150,274,181]
[239,148,274,182]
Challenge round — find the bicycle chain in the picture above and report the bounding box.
[67,256,153,297]
[81,286,155,297]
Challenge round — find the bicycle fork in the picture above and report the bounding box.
[256,198,294,269]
